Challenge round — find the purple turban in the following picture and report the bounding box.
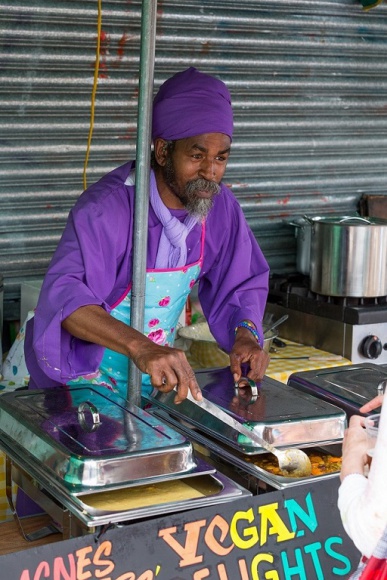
[152,67,233,141]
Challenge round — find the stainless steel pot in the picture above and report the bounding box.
[309,215,387,297]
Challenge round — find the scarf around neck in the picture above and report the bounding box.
[149,170,199,269]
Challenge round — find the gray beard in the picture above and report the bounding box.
[163,158,220,220]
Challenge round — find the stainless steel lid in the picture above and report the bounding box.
[146,367,346,454]
[151,409,343,491]
[0,386,197,489]
[288,362,387,416]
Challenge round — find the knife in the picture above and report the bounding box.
[180,386,276,454]
[179,387,312,476]
[172,385,312,476]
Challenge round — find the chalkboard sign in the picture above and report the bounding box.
[0,477,360,579]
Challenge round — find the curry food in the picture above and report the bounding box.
[245,449,342,478]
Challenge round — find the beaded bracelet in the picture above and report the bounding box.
[234,320,263,348]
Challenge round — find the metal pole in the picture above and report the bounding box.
[127,0,157,405]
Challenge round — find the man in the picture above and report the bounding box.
[25,67,270,402]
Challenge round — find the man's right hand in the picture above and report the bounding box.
[62,304,202,403]
[131,342,202,404]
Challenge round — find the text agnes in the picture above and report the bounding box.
[19,491,352,580]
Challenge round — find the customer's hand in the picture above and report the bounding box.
[359,394,384,414]
[340,414,368,481]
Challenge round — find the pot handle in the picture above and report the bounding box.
[339,216,372,224]
[288,216,313,227]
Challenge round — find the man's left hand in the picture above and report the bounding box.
[229,326,270,384]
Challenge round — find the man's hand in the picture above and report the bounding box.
[229,326,270,384]
[62,305,202,403]
[131,342,202,404]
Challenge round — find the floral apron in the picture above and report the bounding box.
[68,225,204,397]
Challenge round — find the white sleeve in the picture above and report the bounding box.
[338,399,387,558]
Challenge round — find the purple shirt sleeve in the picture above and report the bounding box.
[30,162,137,383]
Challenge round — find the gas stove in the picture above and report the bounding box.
[266,274,387,364]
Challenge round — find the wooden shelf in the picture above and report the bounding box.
[0,515,63,556]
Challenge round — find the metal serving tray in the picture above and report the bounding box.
[0,386,198,491]
[7,447,251,530]
[145,367,347,455]
[288,362,387,417]
[149,409,342,491]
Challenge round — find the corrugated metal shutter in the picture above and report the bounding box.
[1,0,387,321]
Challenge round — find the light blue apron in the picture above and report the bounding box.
[68,225,205,398]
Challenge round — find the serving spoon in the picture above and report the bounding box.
[181,387,312,478]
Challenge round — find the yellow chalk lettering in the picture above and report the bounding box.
[230,508,259,550]
[259,502,295,545]
[251,553,280,580]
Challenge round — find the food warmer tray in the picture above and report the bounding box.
[0,386,251,533]
[287,362,387,417]
[145,367,347,456]
[0,385,201,491]
[149,408,342,491]
[4,441,250,530]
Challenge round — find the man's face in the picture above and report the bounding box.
[161,133,231,219]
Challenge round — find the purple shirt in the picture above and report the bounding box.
[25,161,269,387]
